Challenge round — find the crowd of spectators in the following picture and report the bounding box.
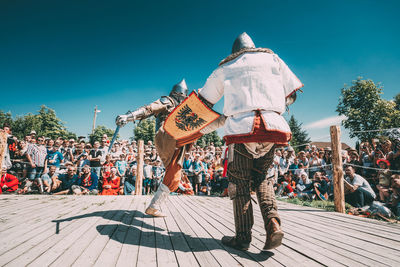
[271,140,400,217]
[1,122,399,217]
[1,123,228,197]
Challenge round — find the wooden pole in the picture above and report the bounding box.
[135,139,144,195]
[92,106,97,135]
[0,131,7,170]
[330,125,345,213]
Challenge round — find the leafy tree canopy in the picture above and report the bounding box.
[133,118,155,144]
[196,131,224,148]
[394,93,400,111]
[1,105,76,140]
[89,125,116,144]
[337,78,400,142]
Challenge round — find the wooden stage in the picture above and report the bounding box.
[0,195,399,267]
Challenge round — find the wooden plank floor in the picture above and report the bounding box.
[0,195,399,267]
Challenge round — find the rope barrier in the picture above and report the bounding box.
[352,127,400,134]
[344,162,400,173]
[288,135,332,149]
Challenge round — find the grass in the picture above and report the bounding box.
[277,197,400,223]
[277,197,352,212]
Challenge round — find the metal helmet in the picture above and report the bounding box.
[170,79,188,102]
[232,32,256,54]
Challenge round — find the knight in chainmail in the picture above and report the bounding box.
[116,79,225,217]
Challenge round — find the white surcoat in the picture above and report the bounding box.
[199,52,302,137]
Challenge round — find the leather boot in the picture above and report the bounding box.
[263,218,284,250]
[221,236,250,251]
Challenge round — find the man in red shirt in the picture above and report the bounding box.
[1,167,19,194]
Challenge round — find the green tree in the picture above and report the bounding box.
[196,131,224,148]
[11,113,41,139]
[337,78,400,142]
[3,105,77,140]
[89,125,116,144]
[133,118,155,143]
[36,105,76,139]
[0,110,13,128]
[288,115,311,152]
[394,93,400,111]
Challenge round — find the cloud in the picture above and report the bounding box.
[304,115,347,129]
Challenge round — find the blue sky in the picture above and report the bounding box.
[1,0,399,146]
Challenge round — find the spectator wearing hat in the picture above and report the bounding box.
[376,159,392,202]
[286,146,295,164]
[29,130,37,138]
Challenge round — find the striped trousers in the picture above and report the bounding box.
[227,143,280,242]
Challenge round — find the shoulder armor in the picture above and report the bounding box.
[160,96,173,105]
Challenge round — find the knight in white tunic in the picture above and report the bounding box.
[199,32,303,251]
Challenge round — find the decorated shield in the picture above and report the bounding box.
[164,91,220,141]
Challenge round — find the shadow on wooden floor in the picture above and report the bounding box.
[52,209,274,262]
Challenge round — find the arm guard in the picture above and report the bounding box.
[200,115,226,135]
[125,106,151,122]
[126,97,173,122]
[199,94,214,109]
